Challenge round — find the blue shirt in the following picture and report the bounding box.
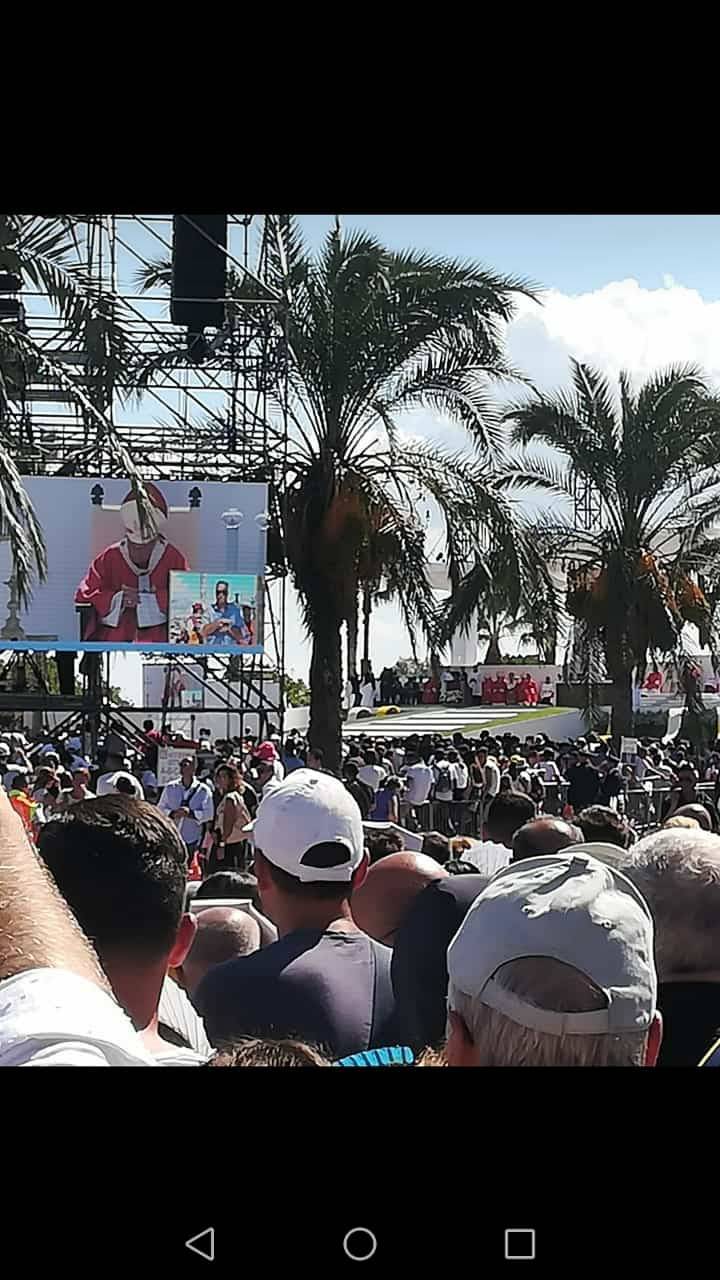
[208,601,249,647]
[196,929,397,1059]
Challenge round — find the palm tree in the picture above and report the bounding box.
[505,361,720,741]
[134,217,536,770]
[438,526,560,667]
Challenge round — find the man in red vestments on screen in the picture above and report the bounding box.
[75,483,190,643]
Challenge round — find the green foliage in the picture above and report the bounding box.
[506,360,720,738]
[283,674,310,707]
[393,657,429,679]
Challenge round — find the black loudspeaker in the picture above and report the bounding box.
[56,652,76,696]
[171,214,228,331]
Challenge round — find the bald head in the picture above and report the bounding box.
[512,817,584,863]
[351,852,448,946]
[180,907,261,995]
[672,804,712,832]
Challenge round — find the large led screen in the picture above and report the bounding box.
[0,477,268,654]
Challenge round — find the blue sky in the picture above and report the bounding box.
[110,214,720,702]
[297,215,720,299]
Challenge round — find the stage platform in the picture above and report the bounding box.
[342,705,579,739]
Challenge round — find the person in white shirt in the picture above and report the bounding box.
[447,749,469,833]
[360,677,376,709]
[358,750,386,792]
[96,769,145,800]
[39,793,209,1065]
[400,754,434,828]
[158,755,214,856]
[474,746,500,835]
[0,787,157,1067]
[432,751,457,833]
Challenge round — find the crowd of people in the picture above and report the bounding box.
[346,666,556,708]
[1,712,719,1070]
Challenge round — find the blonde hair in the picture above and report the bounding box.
[663,816,700,830]
[623,829,720,979]
[449,957,649,1067]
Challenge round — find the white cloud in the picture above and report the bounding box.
[508,278,720,393]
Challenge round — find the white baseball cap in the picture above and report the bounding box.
[251,768,365,883]
[448,851,657,1036]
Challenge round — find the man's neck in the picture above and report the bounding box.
[273,898,359,939]
[101,954,168,1054]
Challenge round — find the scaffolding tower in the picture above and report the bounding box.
[1,214,289,743]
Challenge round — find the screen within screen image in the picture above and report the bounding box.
[0,477,267,654]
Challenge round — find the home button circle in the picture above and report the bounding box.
[343,1227,378,1262]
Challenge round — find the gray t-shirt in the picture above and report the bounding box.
[195,928,397,1060]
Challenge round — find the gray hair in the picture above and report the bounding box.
[448,957,649,1067]
[620,828,720,980]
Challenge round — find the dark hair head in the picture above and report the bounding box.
[308,745,324,765]
[215,580,229,594]
[10,773,28,790]
[486,792,536,847]
[215,762,243,791]
[115,774,136,796]
[366,830,404,864]
[255,847,364,901]
[39,796,188,962]
[143,720,154,731]
[195,870,259,903]
[445,858,480,875]
[343,761,359,781]
[421,832,451,865]
[363,749,377,766]
[383,775,402,791]
[576,805,631,848]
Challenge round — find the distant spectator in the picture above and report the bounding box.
[366,829,404,864]
[446,852,661,1067]
[358,750,386,793]
[351,852,448,946]
[283,739,305,774]
[576,805,631,848]
[400,753,434,827]
[486,792,536,850]
[565,752,600,813]
[342,760,374,820]
[662,764,719,830]
[307,745,326,773]
[512,817,584,862]
[421,832,451,865]
[55,766,95,811]
[196,870,261,910]
[371,775,402,824]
